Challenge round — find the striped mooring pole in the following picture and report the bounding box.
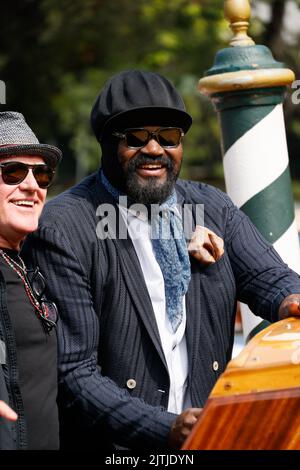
[198,0,300,341]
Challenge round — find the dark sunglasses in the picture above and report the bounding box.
[112,127,184,149]
[0,161,55,188]
[27,267,58,331]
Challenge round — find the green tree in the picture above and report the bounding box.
[1,0,300,194]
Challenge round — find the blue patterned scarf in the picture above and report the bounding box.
[100,170,191,332]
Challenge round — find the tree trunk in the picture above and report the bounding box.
[264,0,286,59]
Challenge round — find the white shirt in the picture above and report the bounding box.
[118,203,191,414]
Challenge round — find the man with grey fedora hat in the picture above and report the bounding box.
[24,70,300,450]
[0,111,61,449]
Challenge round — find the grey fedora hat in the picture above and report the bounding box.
[0,111,62,168]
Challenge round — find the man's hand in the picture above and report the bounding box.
[188,226,224,266]
[279,294,300,319]
[0,400,17,421]
[168,407,202,449]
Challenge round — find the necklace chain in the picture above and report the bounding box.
[0,249,27,273]
[0,249,44,316]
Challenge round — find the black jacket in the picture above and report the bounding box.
[0,270,27,450]
[24,172,300,450]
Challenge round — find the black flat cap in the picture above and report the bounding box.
[91,70,192,141]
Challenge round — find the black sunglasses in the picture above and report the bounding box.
[0,161,55,188]
[27,267,58,331]
[112,127,184,149]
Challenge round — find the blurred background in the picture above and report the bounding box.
[0,0,300,200]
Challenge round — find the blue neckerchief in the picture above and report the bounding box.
[100,170,191,332]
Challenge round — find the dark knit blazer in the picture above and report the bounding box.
[23,171,300,450]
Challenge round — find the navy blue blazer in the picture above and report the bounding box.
[23,172,300,449]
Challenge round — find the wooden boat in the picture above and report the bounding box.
[182,317,300,450]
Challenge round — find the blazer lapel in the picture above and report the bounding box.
[115,236,167,368]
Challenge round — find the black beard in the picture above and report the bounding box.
[123,154,180,204]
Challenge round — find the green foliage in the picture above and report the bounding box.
[0,0,227,189]
[1,0,300,194]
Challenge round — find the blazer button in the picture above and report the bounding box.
[212,361,219,371]
[126,379,137,389]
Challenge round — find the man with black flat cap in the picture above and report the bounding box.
[24,70,300,450]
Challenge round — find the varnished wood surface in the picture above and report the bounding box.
[182,387,300,450]
[182,318,300,450]
[213,317,300,396]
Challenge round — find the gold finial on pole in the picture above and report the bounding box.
[224,0,255,47]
